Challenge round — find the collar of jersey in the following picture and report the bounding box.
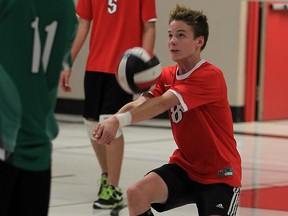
[176,59,206,80]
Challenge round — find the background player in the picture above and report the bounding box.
[60,0,157,209]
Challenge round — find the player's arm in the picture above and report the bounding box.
[129,91,178,124]
[93,91,179,144]
[116,94,150,113]
[71,17,91,61]
[60,18,90,92]
[142,21,156,53]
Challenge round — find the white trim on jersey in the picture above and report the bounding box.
[147,18,157,22]
[176,59,206,80]
[168,89,188,112]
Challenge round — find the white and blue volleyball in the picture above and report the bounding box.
[116,47,162,94]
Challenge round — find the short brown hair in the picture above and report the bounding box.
[169,4,209,50]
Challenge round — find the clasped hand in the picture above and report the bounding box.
[93,116,119,144]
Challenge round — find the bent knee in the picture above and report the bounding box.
[127,184,142,200]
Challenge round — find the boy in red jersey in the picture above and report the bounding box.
[93,4,242,216]
[60,0,156,210]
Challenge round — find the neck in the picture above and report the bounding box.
[178,58,202,75]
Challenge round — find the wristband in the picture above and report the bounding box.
[114,112,132,127]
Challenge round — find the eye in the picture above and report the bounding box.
[177,33,185,39]
[168,33,173,39]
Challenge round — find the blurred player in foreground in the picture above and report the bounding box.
[0,0,77,215]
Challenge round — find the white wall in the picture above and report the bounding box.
[58,0,248,107]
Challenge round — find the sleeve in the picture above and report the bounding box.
[141,0,157,22]
[150,77,164,97]
[76,0,93,20]
[150,66,175,97]
[171,69,226,111]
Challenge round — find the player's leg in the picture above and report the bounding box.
[127,164,197,216]
[90,125,108,194]
[83,72,109,198]
[85,120,108,175]
[92,139,108,175]
[98,73,132,188]
[93,127,125,209]
[105,133,124,187]
[85,119,124,190]
[195,182,240,216]
[91,73,132,209]
[84,115,123,209]
[97,74,132,209]
[127,171,168,216]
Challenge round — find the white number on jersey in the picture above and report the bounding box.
[31,17,58,74]
[170,105,183,124]
[108,0,117,14]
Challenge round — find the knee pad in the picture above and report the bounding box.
[83,118,98,140]
[99,114,123,138]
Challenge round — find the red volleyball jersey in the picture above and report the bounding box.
[151,60,242,187]
[76,0,157,74]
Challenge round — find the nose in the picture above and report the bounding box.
[169,36,177,44]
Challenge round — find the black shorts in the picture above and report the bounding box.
[0,161,51,216]
[83,71,133,120]
[150,164,240,216]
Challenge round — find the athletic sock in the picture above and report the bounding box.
[138,208,154,216]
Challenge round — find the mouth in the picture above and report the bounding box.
[170,49,179,53]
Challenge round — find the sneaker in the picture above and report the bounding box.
[93,185,123,209]
[97,173,108,196]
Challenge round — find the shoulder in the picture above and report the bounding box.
[195,62,224,80]
[160,65,177,82]
[162,65,177,74]
[200,62,223,74]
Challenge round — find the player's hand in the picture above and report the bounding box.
[93,117,119,144]
[60,69,72,92]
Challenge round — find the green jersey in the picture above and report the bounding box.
[0,0,77,171]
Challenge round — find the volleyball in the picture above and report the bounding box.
[116,47,162,94]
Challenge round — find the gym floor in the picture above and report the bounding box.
[49,114,288,216]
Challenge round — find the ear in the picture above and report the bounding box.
[197,36,205,49]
